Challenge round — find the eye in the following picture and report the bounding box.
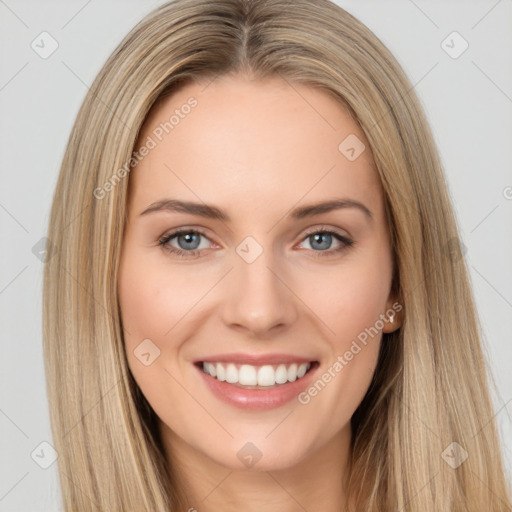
[158,226,354,259]
[158,229,213,258]
[297,228,354,257]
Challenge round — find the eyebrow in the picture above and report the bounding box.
[139,198,373,222]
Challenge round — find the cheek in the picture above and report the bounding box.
[117,252,201,419]
[298,249,391,413]
[117,247,227,399]
[117,250,188,382]
[309,252,392,346]
[118,251,206,343]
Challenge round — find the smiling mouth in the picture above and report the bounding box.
[195,361,319,389]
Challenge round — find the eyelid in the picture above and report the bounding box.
[296,224,351,242]
[158,226,218,244]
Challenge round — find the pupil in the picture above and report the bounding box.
[178,233,200,250]
[312,233,331,251]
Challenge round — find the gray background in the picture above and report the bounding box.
[1,0,511,510]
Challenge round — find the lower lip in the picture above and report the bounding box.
[195,362,319,410]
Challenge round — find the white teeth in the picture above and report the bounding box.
[239,364,257,385]
[257,365,274,386]
[287,363,298,382]
[216,363,226,382]
[275,364,288,384]
[226,363,238,384]
[206,362,216,377]
[201,361,312,387]
[297,363,307,378]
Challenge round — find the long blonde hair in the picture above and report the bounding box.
[43,0,511,509]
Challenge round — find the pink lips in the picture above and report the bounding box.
[194,355,319,410]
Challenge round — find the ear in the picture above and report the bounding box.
[382,295,403,334]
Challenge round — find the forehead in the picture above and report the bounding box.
[128,74,382,219]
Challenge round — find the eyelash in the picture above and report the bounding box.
[158,227,354,259]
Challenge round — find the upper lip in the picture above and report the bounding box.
[195,353,318,366]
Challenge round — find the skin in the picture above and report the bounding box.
[117,72,401,512]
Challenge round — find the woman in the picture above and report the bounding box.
[43,0,511,510]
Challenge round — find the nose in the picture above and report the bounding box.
[220,249,299,337]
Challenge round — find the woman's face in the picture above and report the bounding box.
[118,73,399,471]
